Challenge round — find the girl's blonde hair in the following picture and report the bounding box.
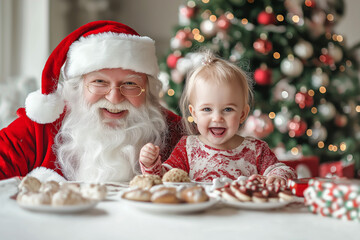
[179,50,254,135]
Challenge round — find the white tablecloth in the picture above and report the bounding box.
[0,177,359,240]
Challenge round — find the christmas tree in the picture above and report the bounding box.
[158,0,360,178]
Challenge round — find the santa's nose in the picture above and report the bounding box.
[105,88,125,104]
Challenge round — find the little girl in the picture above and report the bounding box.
[139,51,296,184]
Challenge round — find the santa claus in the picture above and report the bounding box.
[0,21,182,183]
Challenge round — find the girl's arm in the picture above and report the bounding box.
[255,140,297,182]
[140,136,190,176]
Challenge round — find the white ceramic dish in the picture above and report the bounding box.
[222,199,293,210]
[162,181,197,187]
[18,201,99,213]
[120,196,218,214]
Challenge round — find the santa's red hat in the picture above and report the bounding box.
[25,20,159,124]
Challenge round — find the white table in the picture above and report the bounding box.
[1,178,359,240]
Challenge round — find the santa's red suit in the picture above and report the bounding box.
[0,20,183,181]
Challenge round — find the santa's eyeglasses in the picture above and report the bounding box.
[86,82,145,97]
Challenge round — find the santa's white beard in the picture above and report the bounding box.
[54,97,166,183]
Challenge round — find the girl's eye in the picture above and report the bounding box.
[224,107,233,112]
[202,107,211,112]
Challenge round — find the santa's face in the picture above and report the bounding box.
[82,68,147,124]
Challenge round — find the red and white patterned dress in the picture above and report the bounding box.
[141,135,297,182]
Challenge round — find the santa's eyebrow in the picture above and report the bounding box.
[123,74,143,80]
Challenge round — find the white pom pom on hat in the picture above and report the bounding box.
[25,20,159,124]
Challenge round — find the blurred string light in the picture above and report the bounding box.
[187,1,195,7]
[167,89,175,96]
[319,86,326,94]
[311,107,317,114]
[268,112,276,119]
[209,15,217,22]
[273,52,281,59]
[327,14,334,22]
[241,18,248,25]
[276,14,284,22]
[291,147,299,155]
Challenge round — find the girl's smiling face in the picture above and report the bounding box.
[189,79,250,150]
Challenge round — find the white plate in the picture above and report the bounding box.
[222,199,293,210]
[162,181,196,187]
[18,201,99,214]
[120,196,218,214]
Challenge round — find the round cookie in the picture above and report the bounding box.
[279,190,294,201]
[180,186,209,203]
[18,176,41,193]
[252,190,269,203]
[39,181,60,196]
[129,174,162,189]
[162,168,191,182]
[52,189,88,206]
[122,189,152,202]
[17,191,52,206]
[230,183,252,202]
[151,188,181,204]
[81,183,107,201]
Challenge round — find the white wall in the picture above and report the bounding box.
[335,0,360,47]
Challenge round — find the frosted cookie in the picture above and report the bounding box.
[81,183,107,201]
[17,191,52,206]
[122,189,152,202]
[60,182,81,193]
[162,168,191,183]
[230,182,252,202]
[279,190,295,201]
[129,174,163,189]
[52,189,89,206]
[180,186,209,203]
[252,189,269,203]
[39,181,60,196]
[18,176,41,193]
[267,191,280,202]
[151,188,181,204]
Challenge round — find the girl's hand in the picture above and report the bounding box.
[266,176,286,186]
[248,174,266,184]
[139,143,160,168]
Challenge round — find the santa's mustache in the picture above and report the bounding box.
[90,99,133,112]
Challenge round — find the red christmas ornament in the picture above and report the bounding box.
[254,67,272,85]
[304,0,316,8]
[166,54,181,69]
[175,29,193,41]
[295,92,314,109]
[253,38,273,54]
[242,114,274,139]
[288,117,307,137]
[257,11,276,25]
[319,54,334,65]
[217,15,231,30]
[180,6,195,18]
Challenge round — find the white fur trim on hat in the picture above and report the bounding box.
[25,89,65,124]
[28,167,67,182]
[63,32,159,79]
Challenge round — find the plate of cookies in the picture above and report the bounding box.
[15,176,107,213]
[120,185,218,214]
[213,179,296,210]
